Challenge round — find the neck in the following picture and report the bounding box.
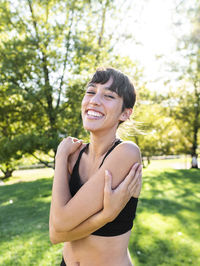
[89,131,117,158]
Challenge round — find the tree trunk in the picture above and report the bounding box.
[191,154,198,168]
[191,85,199,169]
[0,168,14,180]
[95,0,109,64]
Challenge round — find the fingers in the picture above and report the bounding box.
[72,137,83,143]
[67,137,83,146]
[123,163,141,187]
[64,136,82,143]
[75,139,83,145]
[104,170,112,193]
[129,169,142,197]
[130,177,142,198]
[123,163,142,198]
[128,165,142,189]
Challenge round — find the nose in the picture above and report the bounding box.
[90,93,101,105]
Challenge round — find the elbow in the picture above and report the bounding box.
[49,226,69,244]
[52,216,71,232]
[49,221,64,244]
[49,227,59,245]
[49,235,59,245]
[50,232,71,244]
[49,221,71,244]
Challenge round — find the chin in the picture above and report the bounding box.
[82,118,102,131]
[83,124,98,132]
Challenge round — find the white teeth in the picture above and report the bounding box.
[87,110,103,117]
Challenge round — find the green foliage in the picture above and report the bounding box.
[169,0,200,166]
[0,0,140,177]
[119,87,185,164]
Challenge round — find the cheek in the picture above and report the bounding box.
[112,100,123,113]
[81,96,87,109]
[81,96,89,118]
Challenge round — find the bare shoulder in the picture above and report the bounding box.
[100,140,141,188]
[114,140,141,162]
[118,140,140,152]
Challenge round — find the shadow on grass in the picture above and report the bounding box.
[0,178,53,233]
[128,169,200,266]
[0,169,200,265]
[143,168,200,187]
[129,229,197,265]
[0,178,63,265]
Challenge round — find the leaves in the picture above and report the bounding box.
[0,0,140,178]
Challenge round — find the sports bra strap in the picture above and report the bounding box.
[76,139,121,169]
[99,139,122,168]
[75,143,89,167]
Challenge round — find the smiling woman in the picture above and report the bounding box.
[49,67,142,266]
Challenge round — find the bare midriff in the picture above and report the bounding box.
[62,231,133,266]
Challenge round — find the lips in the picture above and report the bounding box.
[86,109,104,119]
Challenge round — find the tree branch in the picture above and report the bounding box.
[9,77,47,112]
[31,153,54,168]
[27,0,55,128]
[56,9,75,110]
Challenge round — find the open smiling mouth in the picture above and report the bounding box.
[86,110,105,119]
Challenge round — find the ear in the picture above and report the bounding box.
[119,108,132,122]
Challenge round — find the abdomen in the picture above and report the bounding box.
[63,231,132,266]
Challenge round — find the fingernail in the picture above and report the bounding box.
[105,170,111,177]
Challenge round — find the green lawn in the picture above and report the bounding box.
[0,166,200,266]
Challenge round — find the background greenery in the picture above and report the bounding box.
[0,164,200,266]
[0,0,199,179]
[0,0,200,265]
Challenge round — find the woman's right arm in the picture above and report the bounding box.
[50,138,142,232]
[49,164,142,244]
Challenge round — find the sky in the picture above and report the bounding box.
[115,0,188,92]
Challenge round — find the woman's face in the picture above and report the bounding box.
[81,78,127,133]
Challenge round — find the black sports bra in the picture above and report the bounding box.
[69,139,138,237]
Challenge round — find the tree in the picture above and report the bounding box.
[0,0,143,178]
[119,86,185,167]
[170,0,200,168]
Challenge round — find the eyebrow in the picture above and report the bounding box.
[87,83,115,92]
[87,83,96,88]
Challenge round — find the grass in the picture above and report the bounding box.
[0,164,200,266]
[129,168,200,266]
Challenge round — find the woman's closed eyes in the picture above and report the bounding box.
[104,94,115,99]
[86,91,115,99]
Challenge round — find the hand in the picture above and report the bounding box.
[55,136,83,162]
[102,163,142,222]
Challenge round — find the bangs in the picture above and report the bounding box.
[87,67,136,110]
[88,68,123,97]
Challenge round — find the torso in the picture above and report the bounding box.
[63,232,133,266]
[63,142,134,266]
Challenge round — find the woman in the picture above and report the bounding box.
[49,67,142,266]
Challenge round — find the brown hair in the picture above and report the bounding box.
[88,67,136,111]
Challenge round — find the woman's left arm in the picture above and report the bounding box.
[50,137,142,233]
[49,163,142,244]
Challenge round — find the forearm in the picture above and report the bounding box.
[51,157,72,229]
[51,163,105,232]
[50,139,104,232]
[51,156,103,232]
[50,210,108,244]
